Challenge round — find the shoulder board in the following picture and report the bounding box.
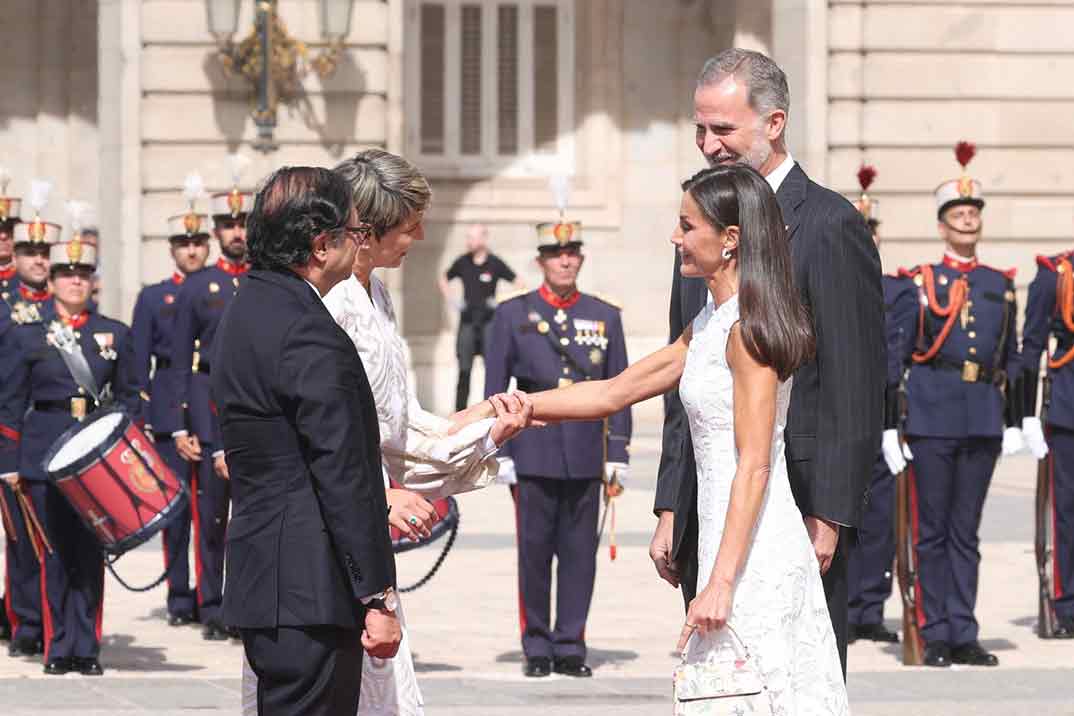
[589,292,622,311]
[495,288,529,305]
[977,264,1016,280]
[1036,254,1057,272]
[897,266,921,279]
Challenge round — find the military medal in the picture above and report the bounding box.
[94,332,117,360]
[554,309,568,325]
[590,348,603,365]
[233,277,240,288]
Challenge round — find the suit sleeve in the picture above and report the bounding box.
[482,304,516,460]
[654,253,687,514]
[169,283,198,435]
[1020,267,1055,418]
[0,329,31,476]
[604,309,632,464]
[804,209,885,525]
[280,314,395,600]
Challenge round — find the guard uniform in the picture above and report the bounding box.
[129,211,211,624]
[445,251,517,410]
[0,229,140,675]
[1018,250,1074,636]
[889,146,1018,665]
[484,220,631,673]
[169,189,250,634]
[0,210,54,655]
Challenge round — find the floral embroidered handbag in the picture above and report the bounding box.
[673,624,769,715]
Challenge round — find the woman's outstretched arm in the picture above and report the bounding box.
[678,322,778,646]
[525,329,692,423]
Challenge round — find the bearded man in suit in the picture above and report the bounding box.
[649,48,885,676]
[213,166,400,715]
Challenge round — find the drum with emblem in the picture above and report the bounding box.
[42,408,188,555]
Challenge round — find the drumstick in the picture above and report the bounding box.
[0,488,16,542]
[15,486,54,557]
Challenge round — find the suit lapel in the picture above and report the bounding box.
[776,163,808,242]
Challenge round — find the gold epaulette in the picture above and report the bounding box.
[495,288,529,305]
[590,292,622,311]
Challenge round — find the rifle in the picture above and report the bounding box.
[1035,375,1058,638]
[892,375,925,664]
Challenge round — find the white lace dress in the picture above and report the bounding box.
[241,273,499,716]
[679,295,849,716]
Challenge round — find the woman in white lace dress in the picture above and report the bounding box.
[496,165,850,714]
[242,150,528,716]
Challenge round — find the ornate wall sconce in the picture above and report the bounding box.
[205,0,355,152]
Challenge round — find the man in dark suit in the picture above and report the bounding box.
[212,167,399,716]
[650,49,885,675]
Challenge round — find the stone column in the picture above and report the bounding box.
[97,0,142,317]
[771,0,828,184]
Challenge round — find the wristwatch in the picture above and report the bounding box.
[365,587,399,612]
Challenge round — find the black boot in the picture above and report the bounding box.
[950,641,998,666]
[923,641,950,667]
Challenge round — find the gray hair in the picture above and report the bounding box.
[697,49,789,117]
[332,149,432,238]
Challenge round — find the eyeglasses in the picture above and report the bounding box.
[339,224,374,242]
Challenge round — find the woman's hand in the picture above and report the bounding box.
[677,577,735,650]
[488,392,536,446]
[386,488,437,541]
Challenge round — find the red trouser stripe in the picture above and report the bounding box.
[511,484,526,636]
[908,467,928,630]
[190,464,204,609]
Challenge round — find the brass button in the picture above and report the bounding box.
[969,316,976,324]
[560,338,569,346]
[77,386,85,395]
[968,331,977,339]
[969,347,978,355]
[563,367,570,375]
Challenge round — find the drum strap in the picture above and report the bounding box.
[48,323,102,403]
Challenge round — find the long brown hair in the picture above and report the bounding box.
[683,165,814,380]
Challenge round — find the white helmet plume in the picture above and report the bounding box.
[548,174,571,220]
[0,167,10,195]
[28,179,52,216]
[183,172,206,208]
[65,200,94,233]
[226,153,251,188]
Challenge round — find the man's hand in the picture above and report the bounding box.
[213,454,230,480]
[1,473,20,488]
[488,392,534,446]
[362,607,402,659]
[804,515,839,575]
[649,510,680,588]
[387,488,437,541]
[175,434,203,462]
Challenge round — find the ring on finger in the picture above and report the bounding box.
[408,515,419,526]
[684,623,698,630]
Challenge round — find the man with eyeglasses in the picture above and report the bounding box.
[169,180,252,641]
[129,209,211,630]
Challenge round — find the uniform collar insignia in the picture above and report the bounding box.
[942,251,978,273]
[60,310,91,329]
[18,284,50,302]
[171,271,185,286]
[0,263,14,281]
[216,257,249,276]
[538,283,581,310]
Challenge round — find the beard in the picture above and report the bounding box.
[221,239,247,262]
[705,125,773,172]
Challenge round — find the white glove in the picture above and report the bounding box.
[1001,426,1026,457]
[604,461,629,488]
[1022,417,1050,460]
[495,457,517,486]
[881,430,907,475]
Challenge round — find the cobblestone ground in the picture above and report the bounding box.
[1,432,1070,715]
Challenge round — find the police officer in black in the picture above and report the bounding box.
[0,225,140,675]
[1018,245,1074,638]
[130,206,211,627]
[169,181,251,640]
[889,143,1023,667]
[440,223,521,411]
[0,210,55,658]
[484,219,631,678]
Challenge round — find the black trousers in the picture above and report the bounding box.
[454,318,489,411]
[242,624,363,716]
[1047,425,1074,620]
[512,477,601,660]
[848,454,896,627]
[156,438,196,619]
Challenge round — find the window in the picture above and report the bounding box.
[406,0,576,177]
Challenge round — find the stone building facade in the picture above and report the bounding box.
[2,0,1072,420]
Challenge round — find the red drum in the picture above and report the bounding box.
[43,408,188,555]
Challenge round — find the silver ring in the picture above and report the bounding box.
[408,515,419,526]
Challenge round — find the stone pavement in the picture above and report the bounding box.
[1,431,1071,715]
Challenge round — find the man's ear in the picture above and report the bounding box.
[310,233,330,260]
[765,109,787,142]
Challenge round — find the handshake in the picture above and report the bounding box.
[450,391,543,448]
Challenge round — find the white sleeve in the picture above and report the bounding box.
[382,390,500,500]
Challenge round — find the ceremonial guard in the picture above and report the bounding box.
[0,184,54,658]
[484,215,631,679]
[130,177,210,627]
[847,166,908,645]
[169,162,251,641]
[0,218,140,675]
[0,169,20,313]
[1017,235,1074,639]
[890,143,1022,667]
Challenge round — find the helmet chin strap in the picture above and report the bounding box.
[941,220,982,236]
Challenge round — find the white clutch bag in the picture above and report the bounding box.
[673,625,769,715]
